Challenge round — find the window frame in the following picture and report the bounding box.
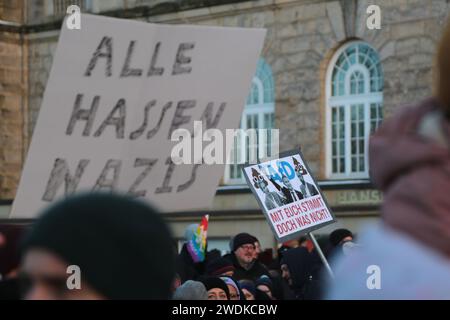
[224,61,275,185]
[326,41,383,180]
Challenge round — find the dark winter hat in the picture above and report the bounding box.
[206,257,235,276]
[255,275,273,292]
[329,228,353,247]
[21,192,175,300]
[238,279,256,297]
[199,276,230,299]
[233,233,257,252]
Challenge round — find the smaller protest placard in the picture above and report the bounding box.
[242,149,335,242]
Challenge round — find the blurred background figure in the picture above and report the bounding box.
[20,193,175,300]
[280,246,322,300]
[199,277,229,300]
[327,229,357,259]
[327,19,450,299]
[0,224,28,299]
[255,275,274,300]
[206,257,235,277]
[172,280,207,300]
[238,279,256,300]
[220,276,243,300]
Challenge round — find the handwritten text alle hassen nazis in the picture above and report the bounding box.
[43,36,230,202]
[269,196,331,236]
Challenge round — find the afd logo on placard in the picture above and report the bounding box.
[66,5,81,30]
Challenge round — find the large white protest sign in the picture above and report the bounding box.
[243,150,336,242]
[10,14,266,218]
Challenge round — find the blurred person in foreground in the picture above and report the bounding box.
[20,193,175,300]
[327,20,450,299]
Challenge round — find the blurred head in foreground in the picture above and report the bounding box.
[20,193,175,300]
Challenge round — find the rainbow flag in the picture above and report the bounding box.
[187,215,209,263]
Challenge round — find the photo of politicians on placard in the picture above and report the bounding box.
[243,151,320,212]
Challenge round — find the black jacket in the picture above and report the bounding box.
[225,253,270,282]
[176,243,205,283]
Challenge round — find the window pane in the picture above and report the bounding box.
[351,123,356,137]
[339,107,344,121]
[352,157,357,172]
[339,141,345,154]
[230,164,235,178]
[359,123,364,136]
[358,77,365,94]
[359,156,365,171]
[358,104,364,119]
[332,158,337,173]
[359,139,365,154]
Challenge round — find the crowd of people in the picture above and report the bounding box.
[0,192,358,300]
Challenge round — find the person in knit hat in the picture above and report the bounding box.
[220,276,244,300]
[206,257,235,277]
[329,229,353,247]
[172,280,207,300]
[199,276,229,300]
[255,275,274,299]
[20,193,175,300]
[238,279,256,300]
[225,233,269,282]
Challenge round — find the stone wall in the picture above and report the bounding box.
[2,0,450,199]
[0,0,27,199]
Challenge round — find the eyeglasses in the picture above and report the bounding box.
[240,244,255,251]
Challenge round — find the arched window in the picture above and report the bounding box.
[326,41,383,179]
[225,59,275,184]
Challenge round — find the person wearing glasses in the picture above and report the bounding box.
[225,233,269,282]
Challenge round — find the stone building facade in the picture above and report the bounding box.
[1,0,449,251]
